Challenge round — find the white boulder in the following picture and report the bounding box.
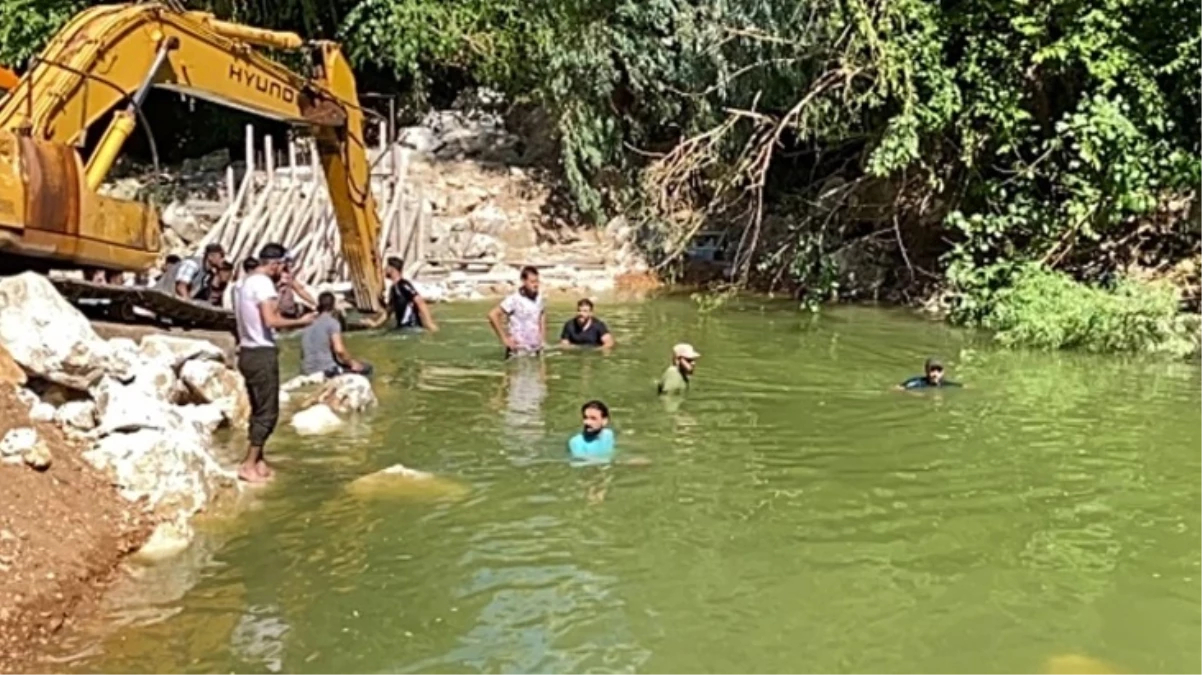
[90,376,174,434]
[132,518,194,563]
[139,334,225,370]
[28,401,56,422]
[102,338,142,383]
[319,375,377,414]
[55,400,97,432]
[289,404,344,436]
[0,272,108,390]
[83,426,235,518]
[281,372,325,393]
[179,359,247,424]
[176,403,226,440]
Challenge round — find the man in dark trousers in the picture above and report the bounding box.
[233,243,314,483]
[559,298,615,348]
[365,256,439,332]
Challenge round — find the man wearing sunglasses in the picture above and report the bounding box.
[658,343,700,395]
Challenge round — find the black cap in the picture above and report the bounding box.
[258,243,287,261]
[203,243,225,256]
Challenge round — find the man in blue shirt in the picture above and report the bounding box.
[898,358,962,389]
[568,399,615,461]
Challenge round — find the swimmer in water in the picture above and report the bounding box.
[568,399,615,462]
[897,357,963,390]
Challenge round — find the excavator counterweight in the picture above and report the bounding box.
[0,2,385,326]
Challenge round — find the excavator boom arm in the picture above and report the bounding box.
[0,3,383,312]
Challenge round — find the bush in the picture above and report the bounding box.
[969,264,1195,357]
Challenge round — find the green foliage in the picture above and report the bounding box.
[966,264,1195,357]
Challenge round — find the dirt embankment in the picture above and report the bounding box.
[0,384,150,673]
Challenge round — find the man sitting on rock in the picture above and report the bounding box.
[300,291,373,379]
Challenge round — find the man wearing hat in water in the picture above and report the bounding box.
[897,358,962,389]
[658,343,700,395]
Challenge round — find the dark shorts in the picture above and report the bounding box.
[322,362,374,379]
[237,347,280,447]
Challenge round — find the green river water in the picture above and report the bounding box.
[62,297,1200,674]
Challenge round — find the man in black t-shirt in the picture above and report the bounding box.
[365,257,439,331]
[559,298,614,348]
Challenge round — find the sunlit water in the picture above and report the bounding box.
[63,297,1200,673]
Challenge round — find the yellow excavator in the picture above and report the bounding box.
[0,2,384,328]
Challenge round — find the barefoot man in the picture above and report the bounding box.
[233,243,314,483]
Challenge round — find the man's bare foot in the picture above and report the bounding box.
[238,464,268,484]
[255,460,275,480]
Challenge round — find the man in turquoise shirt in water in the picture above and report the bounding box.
[568,400,615,461]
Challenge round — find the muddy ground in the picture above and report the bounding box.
[0,385,150,673]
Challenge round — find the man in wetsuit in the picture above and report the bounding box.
[897,358,963,389]
[365,257,439,331]
[559,298,615,349]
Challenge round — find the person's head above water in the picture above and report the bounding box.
[581,399,610,435]
[520,265,540,298]
[925,358,944,384]
[575,298,594,325]
[673,343,700,374]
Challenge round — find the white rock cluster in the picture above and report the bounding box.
[285,372,378,436]
[0,272,248,553]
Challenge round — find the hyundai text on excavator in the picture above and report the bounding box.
[0,2,384,329]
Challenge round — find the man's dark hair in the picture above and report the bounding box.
[165,254,181,265]
[218,261,234,272]
[386,257,404,272]
[204,243,225,257]
[317,291,337,313]
[258,243,287,261]
[581,399,609,419]
[242,258,260,273]
[577,298,594,310]
[520,265,539,280]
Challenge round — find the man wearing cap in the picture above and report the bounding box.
[898,358,962,390]
[174,243,226,301]
[233,243,315,483]
[658,343,700,395]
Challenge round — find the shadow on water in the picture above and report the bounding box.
[59,297,1201,674]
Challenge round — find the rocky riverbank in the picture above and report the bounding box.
[0,273,256,671]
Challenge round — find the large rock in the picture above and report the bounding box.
[0,272,108,390]
[179,359,248,424]
[347,464,470,501]
[102,338,142,383]
[140,335,225,370]
[83,426,235,518]
[55,400,97,432]
[319,375,377,414]
[289,404,344,436]
[281,372,325,393]
[90,376,175,434]
[132,519,194,563]
[128,361,179,402]
[175,403,225,440]
[446,231,504,259]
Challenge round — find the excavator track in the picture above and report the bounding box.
[51,277,236,332]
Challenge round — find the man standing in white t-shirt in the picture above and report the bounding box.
[233,243,314,483]
[487,265,546,358]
